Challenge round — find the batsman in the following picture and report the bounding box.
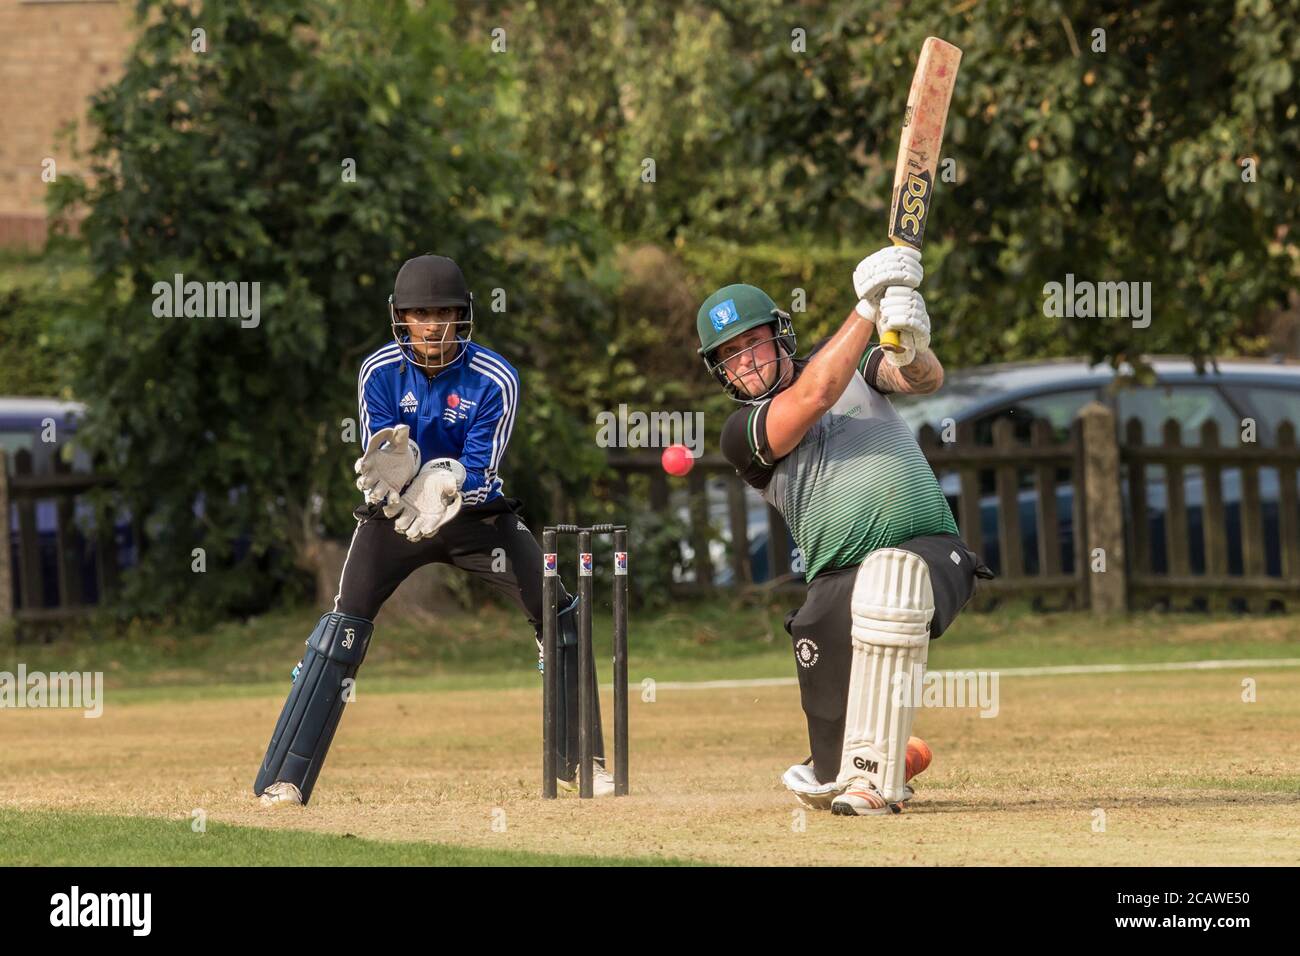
[253,254,612,806]
[701,246,992,815]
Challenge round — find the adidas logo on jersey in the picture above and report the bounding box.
[400,391,418,412]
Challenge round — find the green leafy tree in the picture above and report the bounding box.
[485,0,1300,368]
[42,0,1299,621]
[49,0,524,619]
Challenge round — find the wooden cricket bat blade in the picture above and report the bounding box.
[880,37,962,352]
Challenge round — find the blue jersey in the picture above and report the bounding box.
[357,339,519,506]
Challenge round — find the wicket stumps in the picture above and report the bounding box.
[541,524,629,799]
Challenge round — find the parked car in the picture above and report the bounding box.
[892,355,1300,445]
[890,356,1300,577]
[0,398,87,473]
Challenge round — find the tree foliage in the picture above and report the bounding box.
[50,0,538,617]
[40,0,1300,619]
[489,0,1299,369]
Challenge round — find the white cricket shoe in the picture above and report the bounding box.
[556,763,616,797]
[829,736,928,815]
[830,779,903,816]
[258,781,304,807]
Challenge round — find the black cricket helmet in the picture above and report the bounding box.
[389,254,475,370]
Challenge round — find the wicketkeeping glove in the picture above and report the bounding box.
[384,458,466,542]
[354,425,420,508]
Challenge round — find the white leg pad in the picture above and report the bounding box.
[836,549,935,802]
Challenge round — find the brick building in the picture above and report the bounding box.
[0,0,135,246]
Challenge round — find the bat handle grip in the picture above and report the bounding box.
[878,237,915,353]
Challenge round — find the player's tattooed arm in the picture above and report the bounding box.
[875,349,944,395]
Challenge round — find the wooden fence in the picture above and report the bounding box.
[609,403,1300,613]
[920,416,1088,610]
[0,448,121,631]
[612,415,1091,609]
[5,404,1300,629]
[1124,418,1300,612]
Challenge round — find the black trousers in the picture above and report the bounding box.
[784,532,993,783]
[333,496,566,634]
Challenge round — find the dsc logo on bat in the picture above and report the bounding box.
[894,172,932,244]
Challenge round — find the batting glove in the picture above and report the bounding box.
[852,245,923,318]
[876,286,931,367]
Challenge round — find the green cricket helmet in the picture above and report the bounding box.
[696,284,797,403]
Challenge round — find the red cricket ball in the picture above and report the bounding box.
[661,444,694,476]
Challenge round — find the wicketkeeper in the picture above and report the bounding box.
[699,245,993,815]
[254,254,612,806]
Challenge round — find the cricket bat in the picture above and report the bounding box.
[882,36,962,353]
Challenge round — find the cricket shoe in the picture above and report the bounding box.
[557,763,616,797]
[258,781,304,807]
[830,737,932,817]
[831,783,897,816]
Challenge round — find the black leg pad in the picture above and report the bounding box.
[253,612,374,805]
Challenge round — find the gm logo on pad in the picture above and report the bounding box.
[708,298,740,331]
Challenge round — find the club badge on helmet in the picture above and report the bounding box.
[389,254,475,371]
[696,284,797,404]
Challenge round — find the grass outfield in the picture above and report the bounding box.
[6,598,1300,698]
[0,809,684,866]
[1,601,1298,865]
